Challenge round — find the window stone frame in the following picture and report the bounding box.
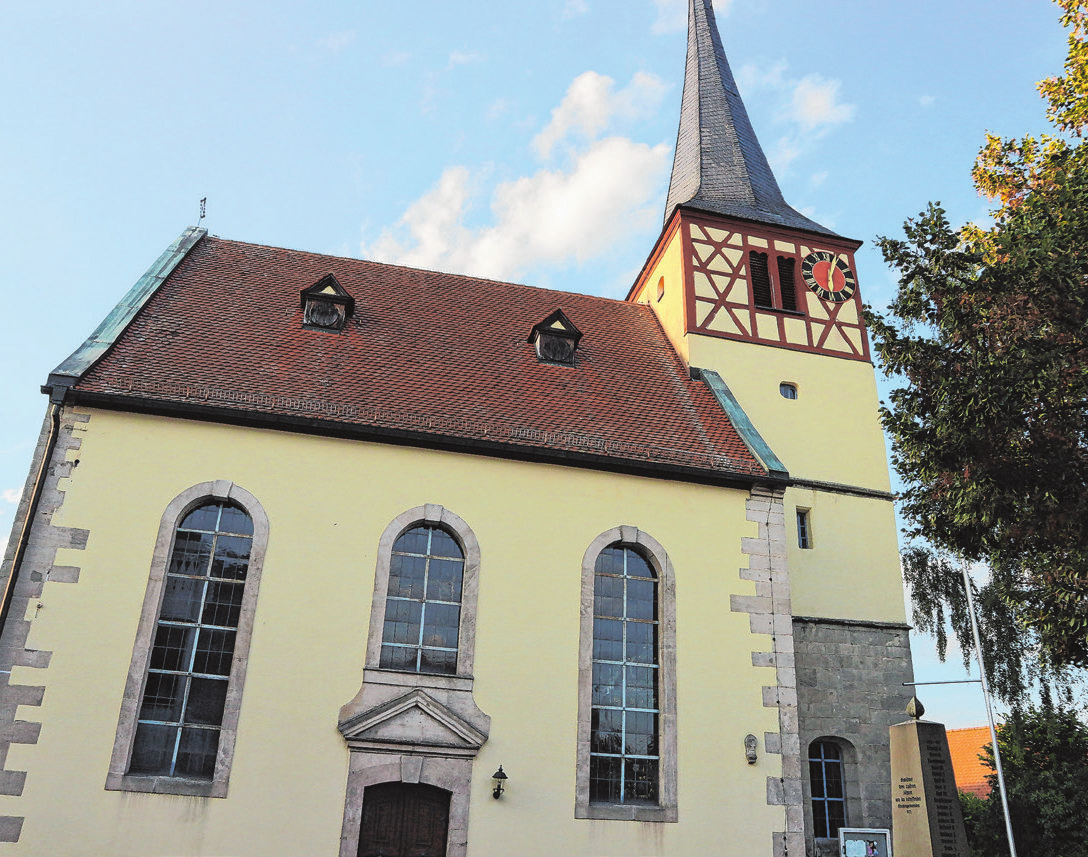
[364,504,481,678]
[339,504,488,857]
[575,525,678,822]
[105,480,270,798]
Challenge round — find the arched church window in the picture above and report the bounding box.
[590,544,660,805]
[809,739,847,839]
[577,528,677,822]
[129,500,254,778]
[107,481,270,798]
[379,525,465,675]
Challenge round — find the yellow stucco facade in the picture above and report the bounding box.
[1,409,785,856]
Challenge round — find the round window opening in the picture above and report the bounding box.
[780,383,798,400]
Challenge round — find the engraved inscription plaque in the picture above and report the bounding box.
[889,719,969,857]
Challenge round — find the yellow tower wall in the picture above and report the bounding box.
[1,408,784,857]
[630,221,688,363]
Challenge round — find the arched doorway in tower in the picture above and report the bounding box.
[358,782,451,857]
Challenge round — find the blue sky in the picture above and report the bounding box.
[0,0,1070,727]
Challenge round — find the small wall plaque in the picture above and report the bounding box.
[839,828,891,857]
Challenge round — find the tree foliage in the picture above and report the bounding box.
[868,0,1088,676]
[961,692,1088,857]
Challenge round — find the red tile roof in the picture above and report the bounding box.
[72,235,767,482]
[947,726,992,798]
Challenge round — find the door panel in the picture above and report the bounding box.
[359,782,450,857]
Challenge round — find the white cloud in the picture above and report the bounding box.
[736,62,855,178]
[919,94,937,108]
[449,51,485,69]
[736,60,788,94]
[487,98,514,121]
[317,30,356,55]
[366,138,669,281]
[562,0,590,19]
[767,136,802,174]
[652,0,731,35]
[789,74,855,132]
[1,489,19,504]
[533,71,668,159]
[809,170,828,189]
[365,67,672,281]
[382,50,411,67]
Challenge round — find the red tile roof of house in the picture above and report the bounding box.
[947,726,992,798]
[67,234,768,483]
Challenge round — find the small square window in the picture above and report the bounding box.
[780,383,798,400]
[656,277,665,302]
[797,509,812,549]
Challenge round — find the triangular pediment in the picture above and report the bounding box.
[338,689,487,754]
[528,308,582,344]
[299,273,355,312]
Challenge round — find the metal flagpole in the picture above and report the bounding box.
[961,561,1018,857]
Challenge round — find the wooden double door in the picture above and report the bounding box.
[358,782,451,857]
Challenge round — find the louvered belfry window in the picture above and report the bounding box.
[379,525,465,675]
[129,501,254,779]
[749,251,773,308]
[777,256,799,312]
[590,544,660,805]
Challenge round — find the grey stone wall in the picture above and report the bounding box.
[793,617,914,857]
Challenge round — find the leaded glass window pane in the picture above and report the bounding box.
[809,740,847,838]
[589,543,660,805]
[129,500,253,780]
[379,525,464,675]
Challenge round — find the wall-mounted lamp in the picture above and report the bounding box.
[744,734,759,765]
[491,765,508,799]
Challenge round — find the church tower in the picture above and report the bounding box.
[630,1,913,853]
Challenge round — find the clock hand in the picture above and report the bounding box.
[826,254,840,291]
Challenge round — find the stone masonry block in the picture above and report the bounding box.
[0,771,26,796]
[766,777,785,806]
[2,722,40,745]
[0,816,22,843]
[730,594,772,615]
[48,566,80,584]
[4,687,43,707]
[741,537,771,557]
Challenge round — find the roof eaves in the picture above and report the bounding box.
[64,388,774,489]
[46,226,207,397]
[694,367,788,480]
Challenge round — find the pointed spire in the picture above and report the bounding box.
[664,0,837,236]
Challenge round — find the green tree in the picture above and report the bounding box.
[867,0,1088,682]
[960,693,1088,857]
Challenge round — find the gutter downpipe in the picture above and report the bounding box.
[0,397,63,640]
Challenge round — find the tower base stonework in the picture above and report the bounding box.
[889,718,969,857]
[793,618,913,856]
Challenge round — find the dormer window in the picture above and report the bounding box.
[529,309,582,365]
[300,274,355,332]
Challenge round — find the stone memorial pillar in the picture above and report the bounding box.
[889,698,969,857]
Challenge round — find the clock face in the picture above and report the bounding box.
[801,251,856,303]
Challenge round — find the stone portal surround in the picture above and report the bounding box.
[0,406,90,843]
[731,485,803,857]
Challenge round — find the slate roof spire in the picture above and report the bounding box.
[664,0,837,236]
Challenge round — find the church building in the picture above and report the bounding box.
[0,2,912,855]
